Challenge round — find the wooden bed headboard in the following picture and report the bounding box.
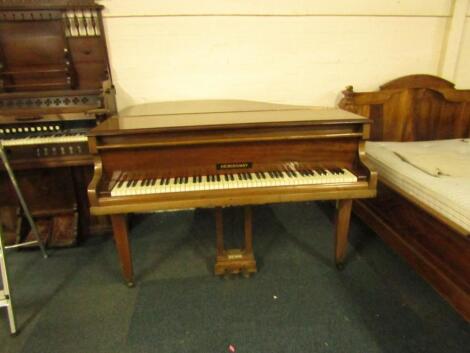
[339,75,470,141]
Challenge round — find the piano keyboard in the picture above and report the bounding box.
[1,133,87,147]
[111,168,358,197]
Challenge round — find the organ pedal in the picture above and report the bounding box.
[214,206,257,277]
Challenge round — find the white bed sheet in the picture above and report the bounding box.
[365,139,470,233]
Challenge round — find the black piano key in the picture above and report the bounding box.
[334,168,345,174]
[165,178,170,185]
[160,178,165,185]
[151,179,157,186]
[216,175,221,182]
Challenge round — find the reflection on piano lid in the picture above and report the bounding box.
[93,100,369,134]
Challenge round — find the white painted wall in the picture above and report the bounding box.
[96,0,470,111]
[455,18,470,87]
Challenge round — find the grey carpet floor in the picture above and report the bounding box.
[0,202,469,353]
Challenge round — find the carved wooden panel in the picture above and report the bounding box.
[339,75,470,141]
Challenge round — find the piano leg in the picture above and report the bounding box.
[334,199,353,270]
[111,214,134,287]
[215,207,224,258]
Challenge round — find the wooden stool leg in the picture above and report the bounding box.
[111,214,134,287]
[334,199,353,270]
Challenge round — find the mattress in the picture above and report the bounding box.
[365,139,470,234]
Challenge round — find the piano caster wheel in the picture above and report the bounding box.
[335,263,345,271]
[126,281,135,288]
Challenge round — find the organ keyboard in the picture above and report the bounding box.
[0,117,94,166]
[87,100,377,285]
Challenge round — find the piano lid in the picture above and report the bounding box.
[91,100,369,136]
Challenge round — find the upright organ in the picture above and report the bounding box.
[0,0,115,246]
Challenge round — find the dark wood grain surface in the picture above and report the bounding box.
[0,0,115,244]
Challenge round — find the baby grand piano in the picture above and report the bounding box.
[88,100,377,286]
[0,0,115,246]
